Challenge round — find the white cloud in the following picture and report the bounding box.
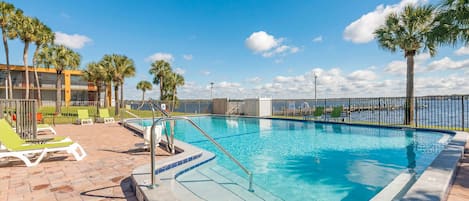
[384,53,430,75]
[183,54,193,60]
[245,31,279,52]
[312,36,323,43]
[145,52,174,63]
[174,68,185,75]
[245,31,299,58]
[455,46,469,55]
[247,77,262,83]
[343,0,426,43]
[217,81,241,88]
[201,71,211,76]
[427,57,469,71]
[347,70,377,81]
[54,32,92,49]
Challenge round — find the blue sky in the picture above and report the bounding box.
[4,0,469,99]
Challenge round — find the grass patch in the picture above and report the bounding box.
[38,106,194,124]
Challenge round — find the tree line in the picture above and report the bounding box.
[0,1,185,115]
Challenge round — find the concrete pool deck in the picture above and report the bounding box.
[0,123,170,201]
[0,122,469,201]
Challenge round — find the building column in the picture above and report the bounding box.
[65,72,71,106]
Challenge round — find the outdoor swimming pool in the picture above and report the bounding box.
[139,116,451,200]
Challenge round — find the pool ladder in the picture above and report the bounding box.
[146,101,255,192]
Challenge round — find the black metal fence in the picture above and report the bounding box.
[0,99,37,139]
[272,95,469,131]
[127,99,213,114]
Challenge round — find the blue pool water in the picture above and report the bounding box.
[139,116,450,200]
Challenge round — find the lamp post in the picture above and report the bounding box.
[210,82,214,99]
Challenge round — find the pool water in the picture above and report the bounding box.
[141,116,450,201]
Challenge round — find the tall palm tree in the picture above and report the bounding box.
[166,72,185,112]
[136,80,152,109]
[432,0,469,45]
[374,5,437,125]
[0,2,20,98]
[14,13,36,99]
[101,54,135,115]
[37,45,81,113]
[83,62,105,108]
[32,18,54,106]
[149,60,171,100]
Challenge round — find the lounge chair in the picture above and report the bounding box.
[0,119,86,167]
[77,109,93,125]
[97,109,115,124]
[11,113,57,135]
[135,124,163,150]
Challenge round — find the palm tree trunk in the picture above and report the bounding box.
[23,42,30,99]
[56,72,63,114]
[96,83,101,107]
[404,53,415,125]
[172,89,176,113]
[114,84,119,116]
[95,83,100,118]
[120,81,124,108]
[159,77,163,100]
[33,45,42,106]
[138,91,145,109]
[103,82,108,107]
[2,30,13,99]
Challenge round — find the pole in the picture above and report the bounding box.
[5,80,8,99]
[210,82,214,99]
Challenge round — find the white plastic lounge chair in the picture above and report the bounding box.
[97,109,115,124]
[12,123,57,135]
[77,109,93,125]
[0,119,87,167]
[135,124,163,150]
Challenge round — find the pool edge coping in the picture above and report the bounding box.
[124,116,466,201]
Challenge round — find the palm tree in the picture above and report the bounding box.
[0,2,20,98]
[374,5,437,125]
[432,0,469,45]
[149,60,172,100]
[101,54,135,116]
[83,62,105,108]
[136,80,152,109]
[166,72,185,112]
[14,13,36,99]
[32,18,54,106]
[37,45,81,113]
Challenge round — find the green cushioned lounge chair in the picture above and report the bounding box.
[330,106,344,121]
[77,109,93,125]
[97,109,115,124]
[0,119,86,167]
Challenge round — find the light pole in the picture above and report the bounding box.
[210,82,214,99]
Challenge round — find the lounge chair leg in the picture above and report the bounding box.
[69,143,87,161]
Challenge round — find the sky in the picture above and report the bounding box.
[3,0,469,100]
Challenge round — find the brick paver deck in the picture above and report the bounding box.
[448,143,469,201]
[0,123,170,201]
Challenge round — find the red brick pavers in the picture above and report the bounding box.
[0,123,170,201]
[448,143,469,201]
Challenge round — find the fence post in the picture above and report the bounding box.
[348,98,351,122]
[324,99,327,121]
[462,96,465,131]
[378,98,381,125]
[415,97,418,128]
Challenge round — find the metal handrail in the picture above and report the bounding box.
[149,116,254,192]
